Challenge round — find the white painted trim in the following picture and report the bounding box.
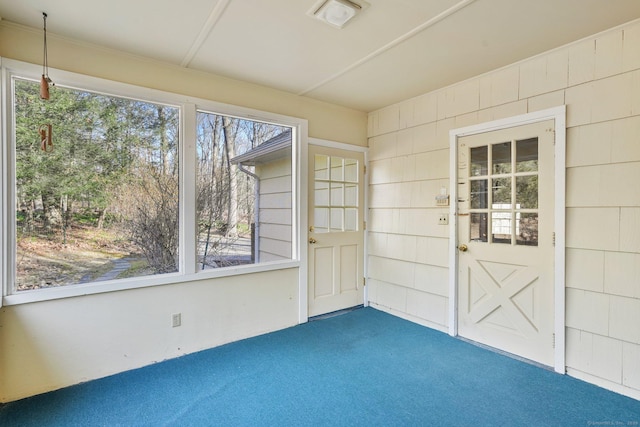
[181,104,198,276]
[448,106,566,374]
[1,58,18,309]
[552,108,567,374]
[297,124,310,324]
[363,148,369,307]
[448,131,458,336]
[370,303,449,334]
[0,57,6,309]
[566,368,640,401]
[308,137,368,153]
[3,261,301,306]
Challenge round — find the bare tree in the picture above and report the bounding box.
[222,116,239,238]
[197,114,225,268]
[118,167,179,274]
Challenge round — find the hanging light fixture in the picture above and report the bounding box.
[40,12,54,100]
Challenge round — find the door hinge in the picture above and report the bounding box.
[552,333,556,349]
[546,127,556,144]
[364,165,367,175]
[363,277,366,287]
[363,221,366,230]
[552,232,556,246]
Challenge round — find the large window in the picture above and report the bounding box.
[195,111,291,268]
[3,61,301,301]
[14,78,180,291]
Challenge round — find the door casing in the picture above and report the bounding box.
[448,106,566,374]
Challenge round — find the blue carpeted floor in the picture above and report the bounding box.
[1,307,639,426]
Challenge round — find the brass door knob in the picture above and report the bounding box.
[458,243,468,252]
[309,237,317,244]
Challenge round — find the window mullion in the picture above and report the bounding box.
[511,139,517,245]
[1,68,10,300]
[181,103,197,275]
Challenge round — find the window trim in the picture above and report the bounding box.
[1,58,306,306]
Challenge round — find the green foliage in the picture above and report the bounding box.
[14,78,180,280]
[15,79,178,227]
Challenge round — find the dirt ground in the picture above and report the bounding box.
[15,225,143,291]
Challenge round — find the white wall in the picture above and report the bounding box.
[367,19,640,400]
[0,269,299,402]
[257,157,293,261]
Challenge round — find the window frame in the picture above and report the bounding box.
[1,58,305,306]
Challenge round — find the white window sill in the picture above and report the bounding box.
[2,260,300,306]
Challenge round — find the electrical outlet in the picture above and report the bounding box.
[172,313,181,328]
[438,214,449,225]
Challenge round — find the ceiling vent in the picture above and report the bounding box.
[308,0,369,29]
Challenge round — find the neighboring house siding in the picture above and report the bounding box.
[256,158,292,261]
[367,19,640,399]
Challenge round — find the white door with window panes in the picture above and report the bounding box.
[308,145,364,317]
[456,120,555,367]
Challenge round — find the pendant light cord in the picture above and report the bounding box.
[42,12,49,79]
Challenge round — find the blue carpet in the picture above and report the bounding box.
[1,307,639,426]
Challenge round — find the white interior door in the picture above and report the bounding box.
[457,120,555,366]
[308,145,364,317]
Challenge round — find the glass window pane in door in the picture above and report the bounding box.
[345,184,357,206]
[344,159,358,182]
[330,157,344,181]
[492,142,511,174]
[516,138,538,172]
[516,213,538,246]
[330,183,344,206]
[470,180,488,209]
[470,213,488,242]
[314,208,329,233]
[516,176,538,209]
[492,178,512,207]
[330,208,343,232]
[491,212,512,244]
[345,208,358,231]
[470,146,488,176]
[315,154,329,180]
[315,181,329,206]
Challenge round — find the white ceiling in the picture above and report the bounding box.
[2,0,640,112]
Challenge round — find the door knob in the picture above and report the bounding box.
[458,243,468,252]
[309,237,317,244]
